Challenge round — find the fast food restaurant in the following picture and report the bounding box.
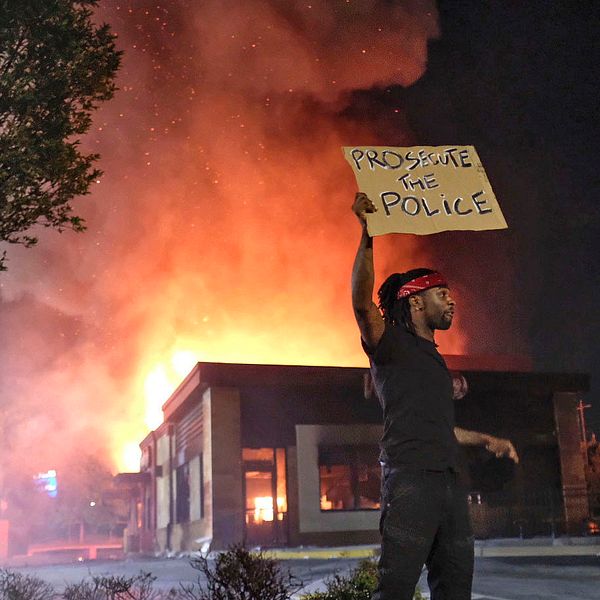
[121,360,589,552]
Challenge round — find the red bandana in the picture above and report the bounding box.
[396,272,448,299]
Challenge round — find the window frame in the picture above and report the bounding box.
[318,444,381,512]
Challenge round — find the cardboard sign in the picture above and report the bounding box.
[343,146,507,236]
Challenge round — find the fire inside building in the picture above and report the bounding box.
[116,360,592,553]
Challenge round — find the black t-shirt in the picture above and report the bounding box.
[363,322,459,470]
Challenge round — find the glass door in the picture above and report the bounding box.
[242,448,287,547]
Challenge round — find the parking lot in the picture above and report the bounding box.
[4,552,599,600]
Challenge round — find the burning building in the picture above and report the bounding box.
[122,359,589,552]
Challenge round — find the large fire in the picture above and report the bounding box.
[143,350,198,430]
[2,1,469,478]
[97,0,462,468]
[117,298,465,471]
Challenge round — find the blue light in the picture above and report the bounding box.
[33,469,58,498]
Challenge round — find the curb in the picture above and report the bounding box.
[264,539,600,561]
[265,545,378,560]
[475,544,600,557]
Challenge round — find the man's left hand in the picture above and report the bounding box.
[485,436,519,463]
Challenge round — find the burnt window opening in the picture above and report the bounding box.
[319,445,381,511]
[199,453,204,520]
[242,448,287,525]
[176,462,190,523]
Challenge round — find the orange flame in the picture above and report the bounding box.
[87,0,457,473]
[114,306,464,471]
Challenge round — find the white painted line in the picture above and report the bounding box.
[291,577,330,599]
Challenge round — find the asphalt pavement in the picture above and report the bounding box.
[2,538,599,600]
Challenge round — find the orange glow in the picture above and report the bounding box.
[115,350,203,469]
[113,293,465,469]
[84,2,460,473]
[320,495,333,511]
[121,441,142,473]
[250,496,286,524]
[143,364,171,431]
[142,350,200,431]
[171,350,198,379]
[0,3,481,493]
[254,496,274,522]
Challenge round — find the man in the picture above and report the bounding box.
[351,192,518,600]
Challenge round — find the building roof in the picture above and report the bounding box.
[158,360,588,420]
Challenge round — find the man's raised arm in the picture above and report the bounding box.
[351,192,384,350]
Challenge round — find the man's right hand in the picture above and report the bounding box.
[352,192,377,228]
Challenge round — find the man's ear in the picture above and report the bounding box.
[409,295,424,311]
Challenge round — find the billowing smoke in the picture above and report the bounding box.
[1,0,460,488]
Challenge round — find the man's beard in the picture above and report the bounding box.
[432,312,453,330]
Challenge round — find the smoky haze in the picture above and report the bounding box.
[3,0,596,556]
[0,0,523,519]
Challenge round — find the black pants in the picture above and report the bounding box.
[372,466,474,600]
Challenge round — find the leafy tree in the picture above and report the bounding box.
[0,0,121,271]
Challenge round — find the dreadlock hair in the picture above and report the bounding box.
[377,268,436,334]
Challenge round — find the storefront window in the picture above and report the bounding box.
[319,445,381,511]
[175,462,190,523]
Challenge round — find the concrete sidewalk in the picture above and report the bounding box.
[268,535,600,561]
[474,535,600,557]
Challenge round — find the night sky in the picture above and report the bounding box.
[418,0,599,431]
[0,0,598,477]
